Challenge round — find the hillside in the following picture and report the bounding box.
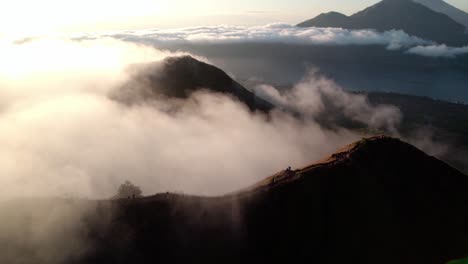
[414,0,468,29]
[298,0,468,45]
[80,136,468,264]
[362,92,468,173]
[111,56,274,112]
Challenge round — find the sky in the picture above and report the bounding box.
[1,0,467,38]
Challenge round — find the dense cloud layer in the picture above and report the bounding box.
[101,23,468,58]
[91,23,464,58]
[107,23,430,51]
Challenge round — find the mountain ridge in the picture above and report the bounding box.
[80,136,468,264]
[244,135,466,192]
[414,0,468,29]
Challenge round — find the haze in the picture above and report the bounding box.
[2,0,468,37]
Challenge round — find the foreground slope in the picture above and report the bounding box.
[83,136,468,264]
[366,92,468,173]
[298,0,467,45]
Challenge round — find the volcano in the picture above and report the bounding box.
[413,0,468,29]
[298,0,468,46]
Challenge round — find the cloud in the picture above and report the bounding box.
[406,44,468,58]
[103,23,468,58]
[253,70,402,133]
[15,24,466,59]
[104,23,431,51]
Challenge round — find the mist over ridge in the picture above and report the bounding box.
[1,1,468,260]
[0,36,399,200]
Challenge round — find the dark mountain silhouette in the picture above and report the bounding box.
[111,56,274,112]
[297,0,468,45]
[81,136,468,264]
[414,0,468,29]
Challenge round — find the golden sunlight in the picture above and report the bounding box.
[0,0,169,38]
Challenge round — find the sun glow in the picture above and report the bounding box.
[0,37,172,107]
[0,38,157,78]
[0,0,170,38]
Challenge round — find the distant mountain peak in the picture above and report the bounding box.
[298,0,468,45]
[413,0,468,29]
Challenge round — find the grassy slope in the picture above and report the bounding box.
[82,136,468,264]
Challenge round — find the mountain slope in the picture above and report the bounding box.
[82,136,468,264]
[366,92,468,174]
[297,11,352,28]
[111,56,274,112]
[298,0,467,45]
[414,0,468,29]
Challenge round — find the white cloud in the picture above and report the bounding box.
[406,44,468,58]
[107,23,431,50]
[104,23,468,58]
[254,70,402,133]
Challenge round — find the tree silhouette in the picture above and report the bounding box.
[115,181,143,199]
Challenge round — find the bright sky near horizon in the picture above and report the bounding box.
[1,0,467,37]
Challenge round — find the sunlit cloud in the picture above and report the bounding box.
[109,23,431,50]
[103,23,468,58]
